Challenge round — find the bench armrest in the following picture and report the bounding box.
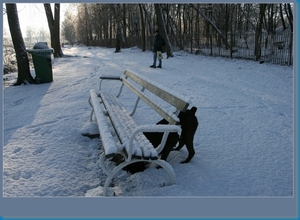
[99,75,121,91]
[134,124,181,133]
[126,124,181,161]
[100,75,121,80]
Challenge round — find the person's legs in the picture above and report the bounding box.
[153,52,157,66]
[158,59,162,67]
[150,52,157,68]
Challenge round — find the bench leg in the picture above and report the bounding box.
[100,153,176,196]
[100,154,142,196]
[152,159,176,185]
[99,153,114,196]
[88,97,94,121]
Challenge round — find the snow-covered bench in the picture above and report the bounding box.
[89,69,189,196]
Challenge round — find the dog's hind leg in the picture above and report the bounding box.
[180,138,195,164]
[160,141,176,161]
[173,137,185,151]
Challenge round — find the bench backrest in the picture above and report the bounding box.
[121,70,189,125]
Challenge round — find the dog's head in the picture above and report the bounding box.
[178,106,198,129]
[178,106,197,120]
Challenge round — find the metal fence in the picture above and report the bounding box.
[88,29,293,66]
[187,30,293,66]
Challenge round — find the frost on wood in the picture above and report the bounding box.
[125,69,191,103]
[90,89,117,156]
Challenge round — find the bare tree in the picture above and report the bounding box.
[83,4,93,46]
[44,3,63,57]
[61,9,76,44]
[254,4,267,61]
[284,3,293,65]
[154,4,174,58]
[5,3,35,85]
[110,4,124,52]
[191,4,232,50]
[25,27,35,45]
[37,28,49,42]
[139,4,146,51]
[284,3,293,32]
[142,4,154,37]
[111,4,121,52]
[279,4,287,30]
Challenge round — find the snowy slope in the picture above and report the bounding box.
[3,45,294,197]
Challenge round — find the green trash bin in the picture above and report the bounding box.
[27,42,54,83]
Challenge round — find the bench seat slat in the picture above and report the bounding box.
[99,91,158,160]
[99,92,136,143]
[90,90,118,157]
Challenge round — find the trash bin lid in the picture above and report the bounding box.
[27,48,54,54]
[33,42,50,49]
[27,42,54,54]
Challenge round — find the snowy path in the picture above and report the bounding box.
[3,46,293,197]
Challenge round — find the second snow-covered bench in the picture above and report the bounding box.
[89,69,189,196]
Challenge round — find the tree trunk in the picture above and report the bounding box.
[284,3,293,32]
[84,4,89,46]
[191,4,232,50]
[177,4,183,50]
[279,4,286,30]
[139,4,146,51]
[254,4,267,61]
[111,4,124,52]
[6,3,35,85]
[44,3,63,57]
[122,4,127,47]
[154,4,174,58]
[142,4,154,37]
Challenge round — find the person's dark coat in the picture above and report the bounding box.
[153,34,164,52]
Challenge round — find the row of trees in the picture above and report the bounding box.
[5,3,63,85]
[25,27,49,45]
[4,3,293,85]
[62,3,293,60]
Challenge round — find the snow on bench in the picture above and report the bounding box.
[89,69,190,196]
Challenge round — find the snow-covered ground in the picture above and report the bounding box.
[3,45,294,197]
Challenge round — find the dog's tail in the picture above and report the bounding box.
[191,106,197,114]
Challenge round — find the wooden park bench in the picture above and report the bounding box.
[89,69,190,196]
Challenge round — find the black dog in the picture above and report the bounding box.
[115,107,198,173]
[144,106,198,164]
[174,106,198,163]
[143,118,179,161]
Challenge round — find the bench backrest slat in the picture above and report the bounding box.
[122,78,179,125]
[124,70,189,112]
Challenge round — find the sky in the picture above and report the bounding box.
[3,3,69,38]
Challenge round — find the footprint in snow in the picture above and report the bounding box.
[13,147,22,154]
[32,147,45,155]
[11,171,21,181]
[21,171,32,179]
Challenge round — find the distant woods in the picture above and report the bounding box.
[3,3,294,80]
[62,3,294,45]
[61,3,293,65]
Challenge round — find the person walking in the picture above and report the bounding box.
[150,29,164,68]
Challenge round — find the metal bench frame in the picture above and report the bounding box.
[89,69,189,196]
